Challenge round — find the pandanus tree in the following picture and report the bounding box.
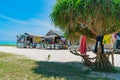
[51,0,120,71]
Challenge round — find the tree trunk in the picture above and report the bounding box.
[70,47,115,72]
[93,47,114,72]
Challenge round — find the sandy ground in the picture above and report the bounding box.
[0,46,84,62]
[0,46,120,66]
[0,46,120,80]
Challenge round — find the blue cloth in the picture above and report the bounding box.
[94,36,104,54]
[116,40,120,49]
[117,33,120,37]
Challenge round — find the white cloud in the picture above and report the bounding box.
[0,14,27,24]
[0,14,54,28]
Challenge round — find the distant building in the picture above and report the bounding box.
[16,30,68,49]
[46,30,63,37]
[44,30,67,49]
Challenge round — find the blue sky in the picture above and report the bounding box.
[0,0,57,42]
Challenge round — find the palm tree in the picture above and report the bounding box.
[51,0,120,72]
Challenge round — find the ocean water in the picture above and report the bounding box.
[0,41,16,45]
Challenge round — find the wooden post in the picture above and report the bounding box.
[111,53,114,66]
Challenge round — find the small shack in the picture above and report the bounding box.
[16,30,68,49]
[16,33,43,48]
[43,30,67,49]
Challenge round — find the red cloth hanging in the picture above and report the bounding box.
[79,35,87,55]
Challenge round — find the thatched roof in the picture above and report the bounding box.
[46,30,63,36]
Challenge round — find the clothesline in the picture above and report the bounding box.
[78,32,120,55]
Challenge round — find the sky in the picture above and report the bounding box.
[0,0,57,42]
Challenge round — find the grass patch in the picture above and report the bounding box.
[0,44,16,46]
[0,52,111,80]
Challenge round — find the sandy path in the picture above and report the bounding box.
[0,46,83,62]
[0,46,120,67]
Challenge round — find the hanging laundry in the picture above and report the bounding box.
[34,36,41,43]
[104,33,115,49]
[112,33,117,49]
[103,34,112,44]
[112,33,117,43]
[116,40,120,49]
[79,35,87,55]
[94,36,104,54]
[104,43,113,49]
[116,33,120,40]
[116,33,120,49]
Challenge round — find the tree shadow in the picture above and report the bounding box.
[32,61,103,80]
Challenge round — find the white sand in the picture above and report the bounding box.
[0,46,83,62]
[0,46,120,67]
